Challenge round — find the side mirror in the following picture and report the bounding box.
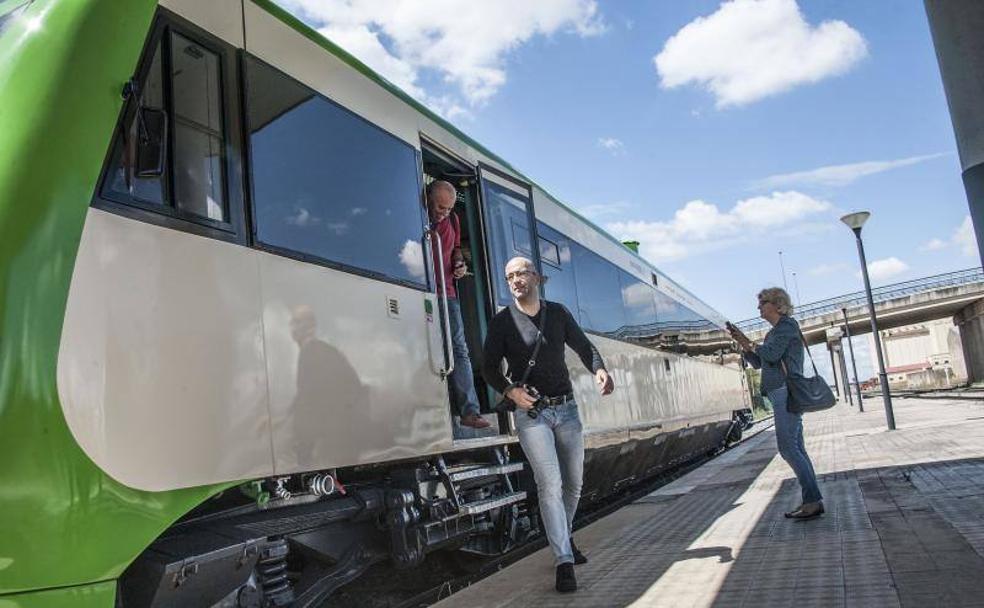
[135,107,167,178]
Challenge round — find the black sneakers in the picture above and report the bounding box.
[555,562,577,593]
[570,537,588,565]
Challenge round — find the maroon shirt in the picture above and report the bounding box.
[431,212,460,298]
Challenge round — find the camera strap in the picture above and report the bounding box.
[507,301,548,388]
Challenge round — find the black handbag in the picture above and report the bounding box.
[493,303,547,413]
[782,325,837,414]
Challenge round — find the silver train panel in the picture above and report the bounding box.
[571,335,743,450]
[57,209,273,491]
[256,253,450,474]
[57,209,453,491]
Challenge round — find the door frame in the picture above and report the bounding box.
[475,162,542,307]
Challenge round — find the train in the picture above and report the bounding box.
[0,1,749,606]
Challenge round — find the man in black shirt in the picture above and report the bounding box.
[482,256,614,593]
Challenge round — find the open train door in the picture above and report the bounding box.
[475,164,542,308]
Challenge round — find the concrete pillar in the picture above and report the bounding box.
[925,1,984,266]
[954,298,984,383]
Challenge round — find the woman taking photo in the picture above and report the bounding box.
[727,287,824,520]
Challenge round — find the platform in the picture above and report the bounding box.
[434,396,984,607]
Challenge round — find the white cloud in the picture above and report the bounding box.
[285,207,321,227]
[753,153,947,189]
[597,137,625,154]
[653,0,867,108]
[919,238,947,252]
[954,215,979,257]
[277,0,604,116]
[918,216,979,257]
[607,190,831,263]
[399,239,426,280]
[861,257,909,283]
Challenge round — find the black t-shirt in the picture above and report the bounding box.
[481,300,605,397]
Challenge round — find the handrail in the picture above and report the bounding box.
[734,267,984,332]
[426,226,455,379]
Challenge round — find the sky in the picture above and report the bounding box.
[273,0,979,332]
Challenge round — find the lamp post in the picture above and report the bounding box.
[841,211,895,430]
[841,307,864,412]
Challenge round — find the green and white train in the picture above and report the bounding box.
[0,1,748,605]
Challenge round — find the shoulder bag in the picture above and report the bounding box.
[782,323,837,414]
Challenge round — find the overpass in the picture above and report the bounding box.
[734,267,984,346]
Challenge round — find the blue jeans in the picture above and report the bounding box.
[447,298,480,418]
[768,387,822,504]
[515,401,584,565]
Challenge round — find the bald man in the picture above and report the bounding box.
[427,180,489,429]
[481,256,613,593]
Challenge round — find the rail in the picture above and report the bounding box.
[734,267,984,333]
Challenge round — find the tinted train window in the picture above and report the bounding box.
[483,181,534,305]
[572,244,627,335]
[619,271,657,331]
[170,33,225,221]
[245,57,427,286]
[655,291,711,331]
[102,29,229,225]
[538,225,578,314]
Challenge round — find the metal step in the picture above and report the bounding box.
[448,462,524,483]
[458,491,526,516]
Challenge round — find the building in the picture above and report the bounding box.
[869,318,968,389]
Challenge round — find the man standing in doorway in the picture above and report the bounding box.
[427,180,489,429]
[482,256,614,593]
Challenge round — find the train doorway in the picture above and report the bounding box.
[421,140,502,440]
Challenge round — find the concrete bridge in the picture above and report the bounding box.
[734,267,984,346]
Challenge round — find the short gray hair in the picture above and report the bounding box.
[426,179,456,202]
[757,287,794,315]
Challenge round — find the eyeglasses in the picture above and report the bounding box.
[505,269,535,282]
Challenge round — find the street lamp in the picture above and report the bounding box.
[840,211,895,430]
[841,307,864,412]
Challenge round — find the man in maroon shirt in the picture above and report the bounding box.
[427,180,489,429]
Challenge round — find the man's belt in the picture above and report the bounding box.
[539,392,574,407]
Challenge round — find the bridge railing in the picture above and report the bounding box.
[734,267,984,333]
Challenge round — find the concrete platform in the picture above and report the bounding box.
[434,396,984,607]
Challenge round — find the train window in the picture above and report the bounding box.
[511,220,533,255]
[245,56,427,287]
[537,224,578,314]
[483,181,534,306]
[103,42,167,207]
[619,271,657,332]
[98,20,241,237]
[170,32,226,222]
[539,236,561,267]
[572,244,627,336]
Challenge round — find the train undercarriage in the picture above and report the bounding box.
[118,446,532,608]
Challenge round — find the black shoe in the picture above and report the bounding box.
[570,537,588,565]
[787,502,824,520]
[555,562,577,593]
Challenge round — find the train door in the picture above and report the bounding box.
[421,141,501,440]
[475,164,542,311]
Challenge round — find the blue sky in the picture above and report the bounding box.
[276,0,978,326]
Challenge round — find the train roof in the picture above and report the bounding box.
[253,0,724,325]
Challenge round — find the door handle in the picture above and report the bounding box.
[425,225,455,379]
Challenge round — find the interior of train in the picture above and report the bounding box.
[421,142,504,441]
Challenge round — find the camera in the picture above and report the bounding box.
[523,385,544,419]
